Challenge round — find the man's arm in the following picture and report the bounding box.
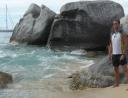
[121,33,127,55]
[108,40,112,62]
[120,33,127,61]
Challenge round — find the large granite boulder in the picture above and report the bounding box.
[10,3,56,45]
[0,71,13,88]
[47,1,124,50]
[89,56,113,76]
[120,15,128,34]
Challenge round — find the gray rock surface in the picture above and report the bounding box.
[69,56,114,89]
[10,3,56,45]
[48,1,124,50]
[120,15,128,34]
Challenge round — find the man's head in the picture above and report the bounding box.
[112,19,120,32]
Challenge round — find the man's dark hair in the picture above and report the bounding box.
[113,19,120,24]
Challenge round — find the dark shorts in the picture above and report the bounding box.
[112,54,127,67]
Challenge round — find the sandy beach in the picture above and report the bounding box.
[88,84,128,98]
[38,84,128,98]
[10,79,127,98]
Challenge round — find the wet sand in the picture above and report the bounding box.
[9,79,128,98]
[38,84,128,98]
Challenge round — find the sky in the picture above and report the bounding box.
[0,0,128,29]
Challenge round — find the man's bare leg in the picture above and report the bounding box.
[123,65,128,81]
[113,67,120,87]
[122,65,128,91]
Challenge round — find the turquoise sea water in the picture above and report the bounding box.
[0,32,94,98]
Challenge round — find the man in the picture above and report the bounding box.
[108,19,128,87]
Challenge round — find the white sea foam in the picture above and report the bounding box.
[43,74,56,79]
[10,41,19,46]
[70,49,87,55]
[0,52,6,58]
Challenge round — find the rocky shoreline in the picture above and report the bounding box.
[7,0,128,90]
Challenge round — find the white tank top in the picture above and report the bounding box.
[111,32,122,54]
